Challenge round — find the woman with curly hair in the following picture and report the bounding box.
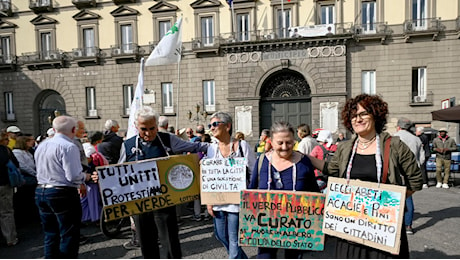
[310,94,422,258]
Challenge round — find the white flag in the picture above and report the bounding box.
[145,17,182,66]
[126,58,145,139]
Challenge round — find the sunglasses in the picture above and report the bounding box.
[208,121,225,129]
[273,171,283,189]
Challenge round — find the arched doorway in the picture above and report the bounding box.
[259,70,311,134]
[34,90,66,135]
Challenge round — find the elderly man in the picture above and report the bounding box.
[119,106,208,258]
[98,119,123,164]
[432,128,457,189]
[6,125,21,150]
[394,118,425,235]
[34,116,94,258]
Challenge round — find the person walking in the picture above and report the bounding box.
[118,106,208,258]
[34,116,95,258]
[432,128,457,189]
[394,118,425,235]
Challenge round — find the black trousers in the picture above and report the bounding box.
[133,206,182,259]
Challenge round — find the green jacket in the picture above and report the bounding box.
[322,132,423,191]
[432,135,457,160]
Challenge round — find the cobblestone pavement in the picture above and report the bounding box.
[1,180,459,258]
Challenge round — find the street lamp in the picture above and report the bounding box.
[187,104,207,125]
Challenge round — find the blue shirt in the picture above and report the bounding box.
[248,152,320,192]
[35,133,85,188]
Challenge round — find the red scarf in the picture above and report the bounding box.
[439,134,449,142]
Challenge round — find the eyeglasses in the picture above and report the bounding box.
[351,111,370,121]
[208,121,225,129]
[273,171,283,189]
[140,126,156,131]
[186,131,192,134]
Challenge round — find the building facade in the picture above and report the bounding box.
[0,0,459,144]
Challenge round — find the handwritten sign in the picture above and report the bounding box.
[200,157,247,205]
[322,177,406,254]
[97,154,200,221]
[238,190,325,251]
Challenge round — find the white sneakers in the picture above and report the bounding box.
[436,182,450,189]
[422,184,429,189]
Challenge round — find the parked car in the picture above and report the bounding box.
[425,144,460,172]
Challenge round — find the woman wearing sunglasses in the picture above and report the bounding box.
[206,111,256,259]
[248,121,320,258]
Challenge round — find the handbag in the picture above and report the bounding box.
[7,160,25,187]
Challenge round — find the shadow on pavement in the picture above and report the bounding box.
[413,206,460,232]
[411,248,460,259]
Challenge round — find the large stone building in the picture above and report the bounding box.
[0,0,459,144]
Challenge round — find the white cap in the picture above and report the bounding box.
[317,129,333,148]
[83,143,96,158]
[6,126,21,133]
[46,128,55,137]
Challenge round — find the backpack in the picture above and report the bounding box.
[7,160,24,188]
[317,145,334,193]
[319,145,334,163]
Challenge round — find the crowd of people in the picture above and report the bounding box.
[0,93,457,259]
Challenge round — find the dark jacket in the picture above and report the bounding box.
[97,131,123,164]
[0,145,19,186]
[322,132,423,191]
[419,134,430,158]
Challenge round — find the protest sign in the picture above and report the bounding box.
[239,189,325,251]
[97,154,200,221]
[322,177,406,254]
[200,157,247,205]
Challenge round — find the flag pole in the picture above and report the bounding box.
[175,54,180,132]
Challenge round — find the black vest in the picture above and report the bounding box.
[124,132,174,162]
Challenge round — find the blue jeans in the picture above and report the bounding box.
[213,211,248,259]
[35,187,81,259]
[405,196,414,227]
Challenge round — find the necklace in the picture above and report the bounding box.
[358,136,376,152]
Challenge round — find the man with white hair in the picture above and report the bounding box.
[394,118,425,235]
[118,106,208,259]
[98,119,123,164]
[34,116,94,258]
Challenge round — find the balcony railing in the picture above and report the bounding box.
[29,0,53,13]
[21,50,63,64]
[0,0,12,16]
[0,54,16,64]
[192,36,221,50]
[409,91,434,106]
[111,43,141,56]
[404,17,442,32]
[351,22,391,43]
[72,47,101,59]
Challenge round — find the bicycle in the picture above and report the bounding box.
[99,209,130,238]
